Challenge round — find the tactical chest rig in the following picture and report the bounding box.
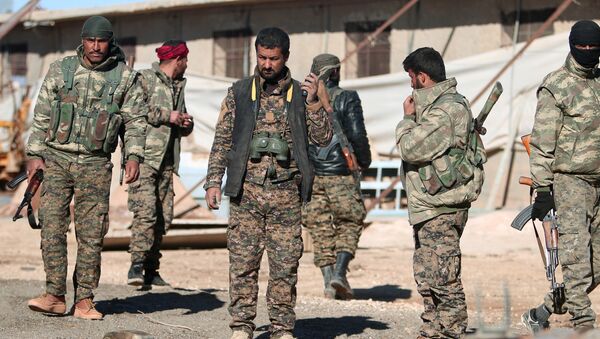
[46,56,124,154]
[417,93,486,195]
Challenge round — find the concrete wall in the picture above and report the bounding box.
[2,0,600,85]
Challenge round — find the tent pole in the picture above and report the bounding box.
[470,0,573,105]
[341,0,419,64]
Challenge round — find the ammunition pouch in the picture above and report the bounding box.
[249,131,290,162]
[81,103,122,153]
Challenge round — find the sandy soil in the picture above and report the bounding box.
[1,210,600,338]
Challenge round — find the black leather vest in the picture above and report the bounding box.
[223,76,314,202]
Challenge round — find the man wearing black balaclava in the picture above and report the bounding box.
[522,20,600,333]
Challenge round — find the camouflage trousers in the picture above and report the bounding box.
[228,180,303,336]
[413,211,468,339]
[38,157,112,302]
[128,163,174,270]
[302,175,366,267]
[542,173,600,328]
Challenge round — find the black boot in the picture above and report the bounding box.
[127,262,144,286]
[320,265,335,299]
[331,251,354,300]
[144,269,170,287]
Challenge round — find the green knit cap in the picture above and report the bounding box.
[81,16,113,39]
[311,53,341,75]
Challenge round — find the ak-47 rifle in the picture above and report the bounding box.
[119,55,136,185]
[7,169,43,229]
[510,134,566,313]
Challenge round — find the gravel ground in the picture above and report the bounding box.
[3,211,600,338]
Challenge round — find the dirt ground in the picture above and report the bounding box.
[2,210,600,338]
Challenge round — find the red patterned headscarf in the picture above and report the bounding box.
[156,42,189,61]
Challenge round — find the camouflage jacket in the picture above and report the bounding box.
[204,68,331,191]
[396,78,483,225]
[26,45,146,164]
[530,54,600,189]
[139,62,193,174]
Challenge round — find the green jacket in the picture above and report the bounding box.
[396,78,483,225]
[139,62,193,174]
[26,45,147,164]
[530,54,600,189]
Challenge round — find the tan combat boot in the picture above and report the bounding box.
[27,293,66,314]
[73,298,103,320]
[230,329,251,339]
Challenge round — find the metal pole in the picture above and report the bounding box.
[341,0,419,64]
[0,0,39,41]
[470,0,573,105]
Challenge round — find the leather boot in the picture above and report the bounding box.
[27,293,66,314]
[330,251,354,300]
[127,262,144,286]
[144,270,171,287]
[73,298,103,320]
[320,265,336,299]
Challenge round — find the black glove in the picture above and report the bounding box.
[531,190,554,221]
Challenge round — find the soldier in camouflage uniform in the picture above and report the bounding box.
[396,47,485,338]
[127,40,194,287]
[301,53,371,300]
[521,20,600,333]
[25,16,147,320]
[204,27,331,339]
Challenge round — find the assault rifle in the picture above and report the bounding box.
[119,55,136,185]
[7,169,43,229]
[510,134,565,313]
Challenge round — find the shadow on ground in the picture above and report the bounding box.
[255,316,390,339]
[96,289,225,315]
[353,284,412,302]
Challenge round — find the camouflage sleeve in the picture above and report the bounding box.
[121,72,148,162]
[26,61,62,160]
[305,101,332,146]
[179,100,194,137]
[530,87,562,188]
[139,72,170,126]
[204,88,234,190]
[395,108,453,164]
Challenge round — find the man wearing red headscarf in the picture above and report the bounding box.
[127,40,194,287]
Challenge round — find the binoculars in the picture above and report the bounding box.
[249,131,289,162]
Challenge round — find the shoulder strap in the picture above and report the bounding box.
[61,56,79,91]
[104,61,125,105]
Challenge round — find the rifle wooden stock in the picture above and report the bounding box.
[521,134,532,156]
[542,220,553,249]
[519,176,533,186]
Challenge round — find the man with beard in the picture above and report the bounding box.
[25,15,147,319]
[396,47,485,338]
[522,20,600,333]
[127,40,194,287]
[204,27,331,339]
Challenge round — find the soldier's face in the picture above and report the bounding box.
[407,69,425,89]
[256,46,288,81]
[82,37,110,65]
[174,57,188,79]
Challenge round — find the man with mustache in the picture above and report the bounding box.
[204,27,331,339]
[396,47,485,338]
[25,15,147,320]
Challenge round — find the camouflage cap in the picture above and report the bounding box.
[81,15,113,39]
[311,53,341,76]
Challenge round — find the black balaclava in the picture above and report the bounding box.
[569,20,600,68]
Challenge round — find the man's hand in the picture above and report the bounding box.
[26,159,45,182]
[124,160,140,184]
[403,96,415,116]
[181,113,193,128]
[205,187,221,210]
[531,190,554,221]
[170,111,184,126]
[302,73,319,104]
